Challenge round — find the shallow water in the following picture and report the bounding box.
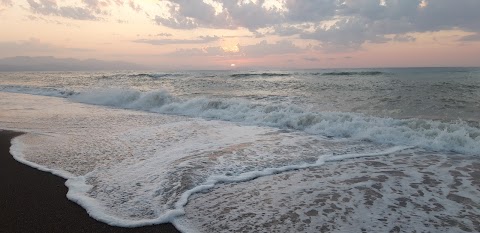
[181,152,480,232]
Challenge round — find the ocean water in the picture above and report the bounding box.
[0,68,479,232]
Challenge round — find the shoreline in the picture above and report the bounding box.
[0,130,180,233]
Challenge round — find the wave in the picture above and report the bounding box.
[230,73,291,78]
[71,88,480,155]
[0,85,76,97]
[3,86,479,155]
[128,73,185,78]
[129,73,167,78]
[319,71,385,76]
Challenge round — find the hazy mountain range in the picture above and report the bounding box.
[0,56,148,71]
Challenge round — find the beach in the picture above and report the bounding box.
[182,150,480,232]
[0,130,180,233]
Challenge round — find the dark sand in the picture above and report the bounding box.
[0,130,180,233]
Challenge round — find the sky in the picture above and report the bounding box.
[1,0,480,69]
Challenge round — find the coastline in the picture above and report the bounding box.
[0,130,180,233]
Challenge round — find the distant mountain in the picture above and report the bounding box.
[0,56,149,71]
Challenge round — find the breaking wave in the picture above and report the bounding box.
[2,86,479,155]
[70,88,480,155]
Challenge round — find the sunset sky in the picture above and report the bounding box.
[1,0,480,69]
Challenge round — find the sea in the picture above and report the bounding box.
[0,68,479,232]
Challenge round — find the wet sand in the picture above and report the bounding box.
[0,130,180,233]
[183,151,480,232]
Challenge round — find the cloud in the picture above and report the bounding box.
[1,0,12,6]
[239,40,304,57]
[393,34,416,42]
[154,0,480,51]
[154,0,288,30]
[170,46,227,57]
[26,0,98,20]
[25,14,80,26]
[459,33,480,42]
[156,33,173,37]
[128,0,142,12]
[25,0,140,21]
[169,40,304,57]
[154,0,225,29]
[0,0,11,13]
[7,0,480,56]
[133,35,220,45]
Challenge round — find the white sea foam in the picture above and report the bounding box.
[181,152,480,233]
[10,135,75,179]
[22,133,409,228]
[7,110,411,230]
[69,88,480,155]
[2,85,479,156]
[3,92,422,231]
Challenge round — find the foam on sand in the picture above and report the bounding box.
[0,93,412,231]
[180,152,480,233]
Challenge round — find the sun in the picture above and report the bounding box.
[230,63,236,67]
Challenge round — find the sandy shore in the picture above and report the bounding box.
[183,150,480,232]
[0,130,180,233]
